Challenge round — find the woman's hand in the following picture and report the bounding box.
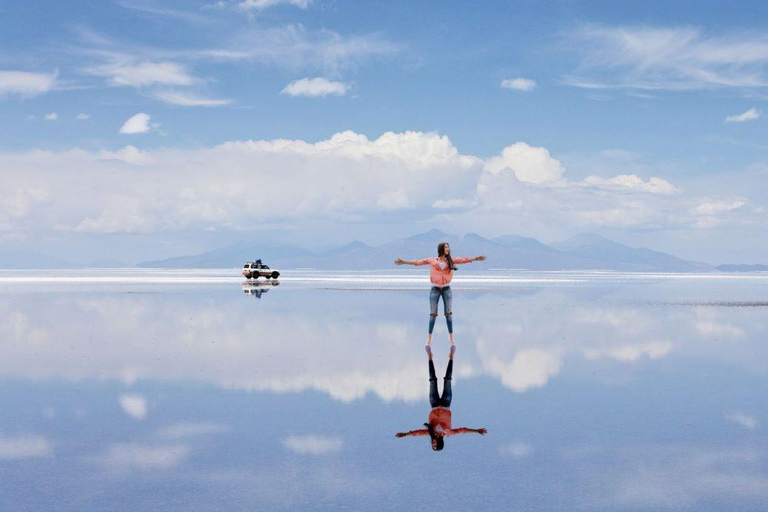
[395,432,407,438]
[394,258,405,265]
[475,256,486,262]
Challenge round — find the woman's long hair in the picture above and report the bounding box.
[425,422,444,451]
[437,242,456,271]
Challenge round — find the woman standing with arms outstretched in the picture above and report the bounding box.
[394,242,485,350]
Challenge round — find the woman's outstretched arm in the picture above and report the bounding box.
[448,427,487,436]
[394,258,431,266]
[453,256,487,265]
[395,429,430,437]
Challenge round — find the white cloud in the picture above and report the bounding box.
[80,42,229,107]
[0,130,481,235]
[582,174,679,195]
[149,90,231,106]
[44,112,58,121]
[726,108,761,123]
[727,413,758,429]
[281,77,350,97]
[484,142,565,184]
[0,434,52,460]
[500,78,537,91]
[0,131,757,237]
[689,198,751,229]
[119,393,147,419]
[694,200,746,216]
[76,113,90,120]
[499,442,533,459]
[119,113,152,134]
[97,443,188,470]
[239,0,311,9]
[0,71,57,99]
[282,435,342,455]
[89,59,197,88]
[565,25,768,91]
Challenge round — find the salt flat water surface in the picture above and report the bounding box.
[1,269,768,511]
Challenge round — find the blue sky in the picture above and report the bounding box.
[1,0,768,264]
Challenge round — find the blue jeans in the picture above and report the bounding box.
[429,285,452,334]
[429,359,453,408]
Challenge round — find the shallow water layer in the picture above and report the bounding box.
[1,270,767,511]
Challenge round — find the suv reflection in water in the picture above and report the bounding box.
[242,281,280,299]
[396,347,486,451]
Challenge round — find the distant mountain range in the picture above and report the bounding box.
[137,229,716,272]
[0,250,128,270]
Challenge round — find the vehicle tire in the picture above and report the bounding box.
[272,271,279,279]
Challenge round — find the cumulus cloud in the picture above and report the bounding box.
[0,434,52,460]
[500,78,537,91]
[0,130,480,235]
[726,108,761,123]
[694,200,747,216]
[564,25,768,91]
[283,435,342,455]
[484,142,565,184]
[119,113,152,134]
[281,77,350,97]
[0,71,57,99]
[44,112,58,121]
[0,130,756,237]
[240,0,311,9]
[76,113,90,120]
[119,393,148,420]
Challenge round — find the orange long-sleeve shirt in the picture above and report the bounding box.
[398,408,483,437]
[413,257,473,287]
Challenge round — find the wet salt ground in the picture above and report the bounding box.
[1,270,768,511]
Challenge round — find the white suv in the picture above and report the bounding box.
[242,260,280,280]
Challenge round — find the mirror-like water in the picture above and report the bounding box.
[1,270,767,511]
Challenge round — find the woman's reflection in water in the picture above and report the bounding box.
[396,346,486,450]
